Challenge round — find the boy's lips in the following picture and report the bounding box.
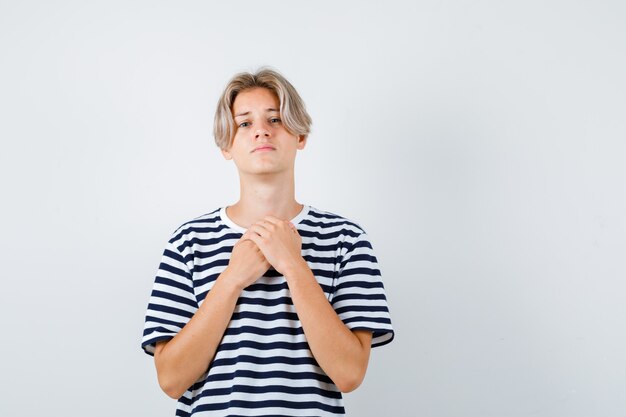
[253,145,275,152]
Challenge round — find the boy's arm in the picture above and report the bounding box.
[284,261,373,393]
[153,239,269,399]
[245,217,373,393]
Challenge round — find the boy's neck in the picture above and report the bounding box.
[226,175,302,229]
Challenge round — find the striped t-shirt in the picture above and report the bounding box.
[142,204,394,416]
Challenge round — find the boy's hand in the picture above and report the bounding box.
[244,215,305,276]
[224,233,271,290]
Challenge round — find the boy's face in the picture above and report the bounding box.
[222,87,306,176]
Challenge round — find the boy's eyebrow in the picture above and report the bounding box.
[234,108,280,118]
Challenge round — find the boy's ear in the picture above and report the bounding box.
[221,148,233,160]
[297,135,307,150]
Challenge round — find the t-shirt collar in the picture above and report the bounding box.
[220,204,309,233]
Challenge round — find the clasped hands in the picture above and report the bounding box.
[226,215,307,290]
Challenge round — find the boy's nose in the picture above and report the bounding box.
[255,125,270,139]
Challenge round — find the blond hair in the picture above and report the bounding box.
[213,68,312,150]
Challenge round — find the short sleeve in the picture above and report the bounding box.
[331,231,394,347]
[141,236,198,356]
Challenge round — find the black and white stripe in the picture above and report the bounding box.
[142,205,394,416]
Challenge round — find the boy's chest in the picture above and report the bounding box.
[192,236,342,305]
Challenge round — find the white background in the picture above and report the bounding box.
[1,1,625,416]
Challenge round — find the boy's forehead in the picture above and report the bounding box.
[232,88,280,114]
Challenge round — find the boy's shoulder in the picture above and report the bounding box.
[166,207,226,244]
[180,207,223,228]
[303,205,368,235]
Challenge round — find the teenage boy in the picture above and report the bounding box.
[142,68,394,417]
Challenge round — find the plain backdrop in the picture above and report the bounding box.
[1,1,625,416]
